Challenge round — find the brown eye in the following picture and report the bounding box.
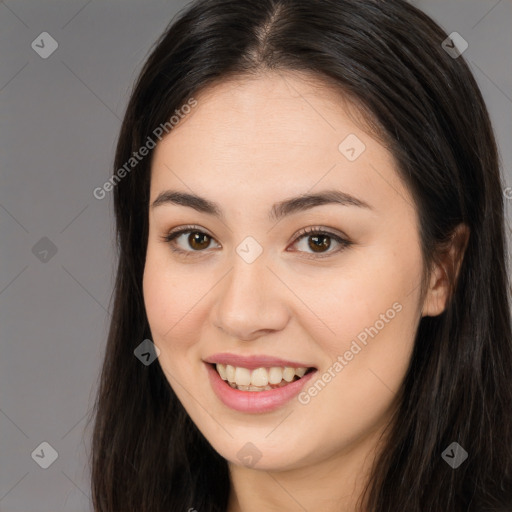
[164,227,218,254]
[187,231,211,250]
[290,227,352,258]
[307,233,332,253]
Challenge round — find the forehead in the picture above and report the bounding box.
[159,71,370,151]
[149,71,414,220]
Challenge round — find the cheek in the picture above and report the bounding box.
[142,246,211,363]
[143,246,185,345]
[292,259,420,454]
[304,243,420,338]
[302,240,422,391]
[142,257,173,338]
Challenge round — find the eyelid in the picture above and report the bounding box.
[165,224,213,239]
[291,225,349,244]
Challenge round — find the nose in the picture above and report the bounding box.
[212,251,290,341]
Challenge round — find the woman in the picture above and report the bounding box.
[90,0,512,510]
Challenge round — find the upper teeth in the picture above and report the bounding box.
[216,364,308,387]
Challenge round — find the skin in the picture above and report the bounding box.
[143,70,455,512]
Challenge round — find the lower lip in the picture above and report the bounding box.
[206,363,317,413]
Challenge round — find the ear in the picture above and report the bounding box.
[421,223,469,318]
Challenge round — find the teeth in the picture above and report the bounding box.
[268,367,283,384]
[216,363,227,380]
[234,367,252,386]
[251,367,268,387]
[249,385,273,391]
[226,364,235,382]
[283,367,296,382]
[295,367,307,377]
[215,363,310,390]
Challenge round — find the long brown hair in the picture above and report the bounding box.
[90,0,512,510]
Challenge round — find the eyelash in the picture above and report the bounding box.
[161,224,352,259]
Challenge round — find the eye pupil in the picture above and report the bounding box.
[309,234,331,253]
[189,232,210,250]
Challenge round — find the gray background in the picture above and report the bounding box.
[0,1,511,510]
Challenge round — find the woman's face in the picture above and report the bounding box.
[143,71,435,471]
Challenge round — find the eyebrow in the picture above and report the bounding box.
[151,189,372,222]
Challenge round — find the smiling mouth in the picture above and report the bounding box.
[211,363,315,391]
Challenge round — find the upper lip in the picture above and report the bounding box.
[203,353,316,370]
